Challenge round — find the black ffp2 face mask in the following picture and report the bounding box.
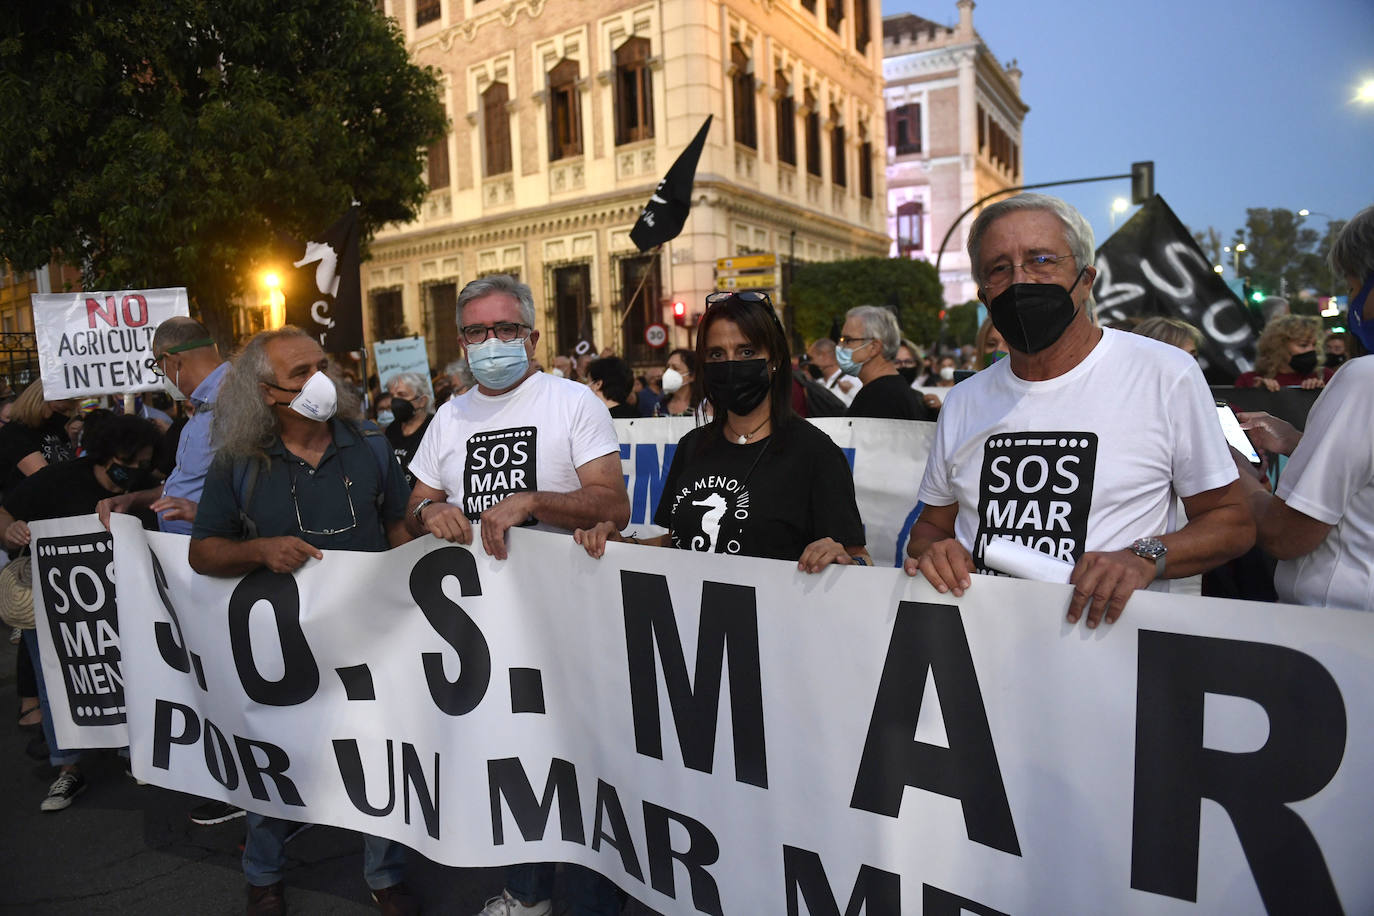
[988,268,1086,355]
[1288,350,1319,376]
[390,397,416,423]
[703,358,771,416]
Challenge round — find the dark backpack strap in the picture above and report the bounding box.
[232,457,262,541]
[345,421,395,510]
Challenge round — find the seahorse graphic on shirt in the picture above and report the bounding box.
[690,492,728,552]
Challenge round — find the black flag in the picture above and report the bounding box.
[1093,195,1255,381]
[630,116,712,252]
[283,205,363,353]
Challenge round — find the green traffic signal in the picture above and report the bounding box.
[1250,290,1265,303]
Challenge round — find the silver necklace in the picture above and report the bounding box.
[728,416,769,445]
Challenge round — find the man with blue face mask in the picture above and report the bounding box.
[403,275,630,916]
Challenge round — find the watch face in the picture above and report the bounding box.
[1133,537,1166,559]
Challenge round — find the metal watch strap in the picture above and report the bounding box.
[411,497,435,522]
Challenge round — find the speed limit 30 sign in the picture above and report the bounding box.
[644,323,668,348]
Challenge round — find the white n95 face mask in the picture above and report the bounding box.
[160,369,187,402]
[660,367,685,394]
[289,371,338,421]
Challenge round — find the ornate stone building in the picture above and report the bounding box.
[367,0,888,369]
[883,0,1027,305]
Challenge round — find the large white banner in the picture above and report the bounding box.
[32,287,189,396]
[614,417,932,569]
[30,515,1374,914]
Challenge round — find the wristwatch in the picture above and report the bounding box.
[411,497,435,523]
[1130,537,1167,579]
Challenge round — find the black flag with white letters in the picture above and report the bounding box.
[283,205,363,353]
[630,116,712,252]
[1092,195,1255,381]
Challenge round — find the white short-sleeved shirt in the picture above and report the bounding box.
[408,371,619,532]
[916,329,1238,586]
[1273,356,1374,611]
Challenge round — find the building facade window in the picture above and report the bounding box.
[853,0,870,52]
[804,90,821,177]
[830,105,845,187]
[425,282,460,367]
[859,134,872,198]
[977,104,986,153]
[889,103,921,155]
[483,81,512,175]
[618,254,662,365]
[731,43,757,149]
[614,38,654,145]
[826,0,844,32]
[371,289,405,341]
[775,71,796,166]
[801,0,816,12]
[897,201,923,257]
[427,138,450,190]
[548,58,582,161]
[415,0,440,27]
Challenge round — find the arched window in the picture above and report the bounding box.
[830,104,846,187]
[547,58,582,160]
[897,201,924,257]
[482,82,511,176]
[775,70,795,166]
[614,38,653,145]
[731,43,757,149]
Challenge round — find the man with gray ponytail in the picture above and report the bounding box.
[187,326,417,915]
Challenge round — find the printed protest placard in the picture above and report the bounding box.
[372,336,435,405]
[32,288,189,396]
[30,516,126,749]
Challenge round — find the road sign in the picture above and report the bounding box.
[644,323,668,348]
[717,273,778,290]
[716,254,776,271]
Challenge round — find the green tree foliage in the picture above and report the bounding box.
[1227,208,1336,298]
[944,300,982,347]
[0,0,447,340]
[788,257,944,345]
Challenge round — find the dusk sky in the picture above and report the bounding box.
[881,0,1374,271]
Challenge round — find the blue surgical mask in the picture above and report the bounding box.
[835,344,865,377]
[376,410,395,427]
[468,337,530,390]
[1349,272,1374,353]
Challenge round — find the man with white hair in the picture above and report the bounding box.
[837,305,935,420]
[904,193,1253,628]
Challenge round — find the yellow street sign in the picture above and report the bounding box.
[716,253,776,271]
[717,273,778,290]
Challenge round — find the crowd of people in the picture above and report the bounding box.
[4,193,1372,915]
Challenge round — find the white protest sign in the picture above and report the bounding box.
[373,336,435,405]
[30,515,126,749]
[614,417,932,568]
[32,287,189,396]
[71,516,1374,914]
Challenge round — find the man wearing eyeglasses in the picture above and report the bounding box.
[904,193,1253,628]
[403,274,629,916]
[187,327,418,915]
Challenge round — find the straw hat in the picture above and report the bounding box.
[0,556,34,630]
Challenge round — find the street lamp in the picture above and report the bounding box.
[1110,197,1129,228]
[261,271,286,329]
[1222,243,1247,276]
[1213,264,1225,275]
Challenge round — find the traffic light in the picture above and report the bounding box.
[672,300,687,326]
[1250,289,1265,304]
[1130,161,1154,205]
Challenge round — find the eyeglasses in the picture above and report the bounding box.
[461,322,531,345]
[144,337,215,378]
[289,468,358,537]
[145,353,169,378]
[836,335,875,347]
[982,253,1076,289]
[704,290,786,337]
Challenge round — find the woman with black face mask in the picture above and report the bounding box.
[1234,314,1334,391]
[573,291,870,571]
[0,412,161,813]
